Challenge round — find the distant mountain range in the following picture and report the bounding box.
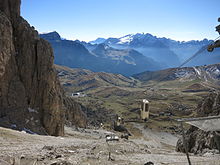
[89,33,220,66]
[40,31,220,76]
[40,32,162,76]
[88,33,181,67]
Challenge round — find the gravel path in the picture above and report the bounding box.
[0,126,219,165]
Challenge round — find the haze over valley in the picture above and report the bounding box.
[1,0,220,164]
[40,31,220,76]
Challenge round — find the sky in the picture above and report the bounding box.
[21,0,220,42]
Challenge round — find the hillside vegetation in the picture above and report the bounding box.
[56,64,220,132]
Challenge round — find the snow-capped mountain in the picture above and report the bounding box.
[40,32,163,76]
[90,33,219,67]
[100,33,181,67]
[40,32,220,76]
[103,33,161,47]
[117,34,134,44]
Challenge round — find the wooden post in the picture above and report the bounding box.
[107,142,114,161]
[180,122,191,165]
[108,152,111,161]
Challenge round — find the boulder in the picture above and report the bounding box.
[176,92,220,153]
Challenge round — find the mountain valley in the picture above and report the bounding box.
[1,0,220,164]
[90,33,220,67]
[40,32,163,76]
[40,31,220,77]
[1,62,220,164]
[56,63,220,132]
[2,63,218,164]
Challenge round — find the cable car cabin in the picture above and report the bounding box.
[140,99,149,121]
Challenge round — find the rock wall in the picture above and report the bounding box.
[0,0,65,135]
[176,92,220,154]
[64,97,87,128]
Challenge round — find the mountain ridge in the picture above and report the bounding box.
[90,33,219,67]
[40,32,163,76]
[40,31,220,76]
[133,63,220,85]
[55,64,138,94]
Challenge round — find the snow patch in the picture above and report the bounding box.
[104,44,110,49]
[11,124,17,129]
[118,34,134,44]
[58,71,65,76]
[193,67,201,76]
[21,128,36,134]
[213,68,220,75]
[28,107,38,113]
[175,70,192,78]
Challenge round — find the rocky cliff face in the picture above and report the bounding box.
[176,92,220,154]
[0,0,65,135]
[64,97,87,128]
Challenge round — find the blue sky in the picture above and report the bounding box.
[21,0,220,42]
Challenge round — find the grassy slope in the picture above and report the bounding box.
[56,65,218,134]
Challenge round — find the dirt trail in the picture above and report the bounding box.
[0,126,219,165]
[131,123,178,150]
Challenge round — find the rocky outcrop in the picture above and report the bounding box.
[0,0,21,22]
[64,97,87,128]
[0,0,64,135]
[176,92,220,154]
